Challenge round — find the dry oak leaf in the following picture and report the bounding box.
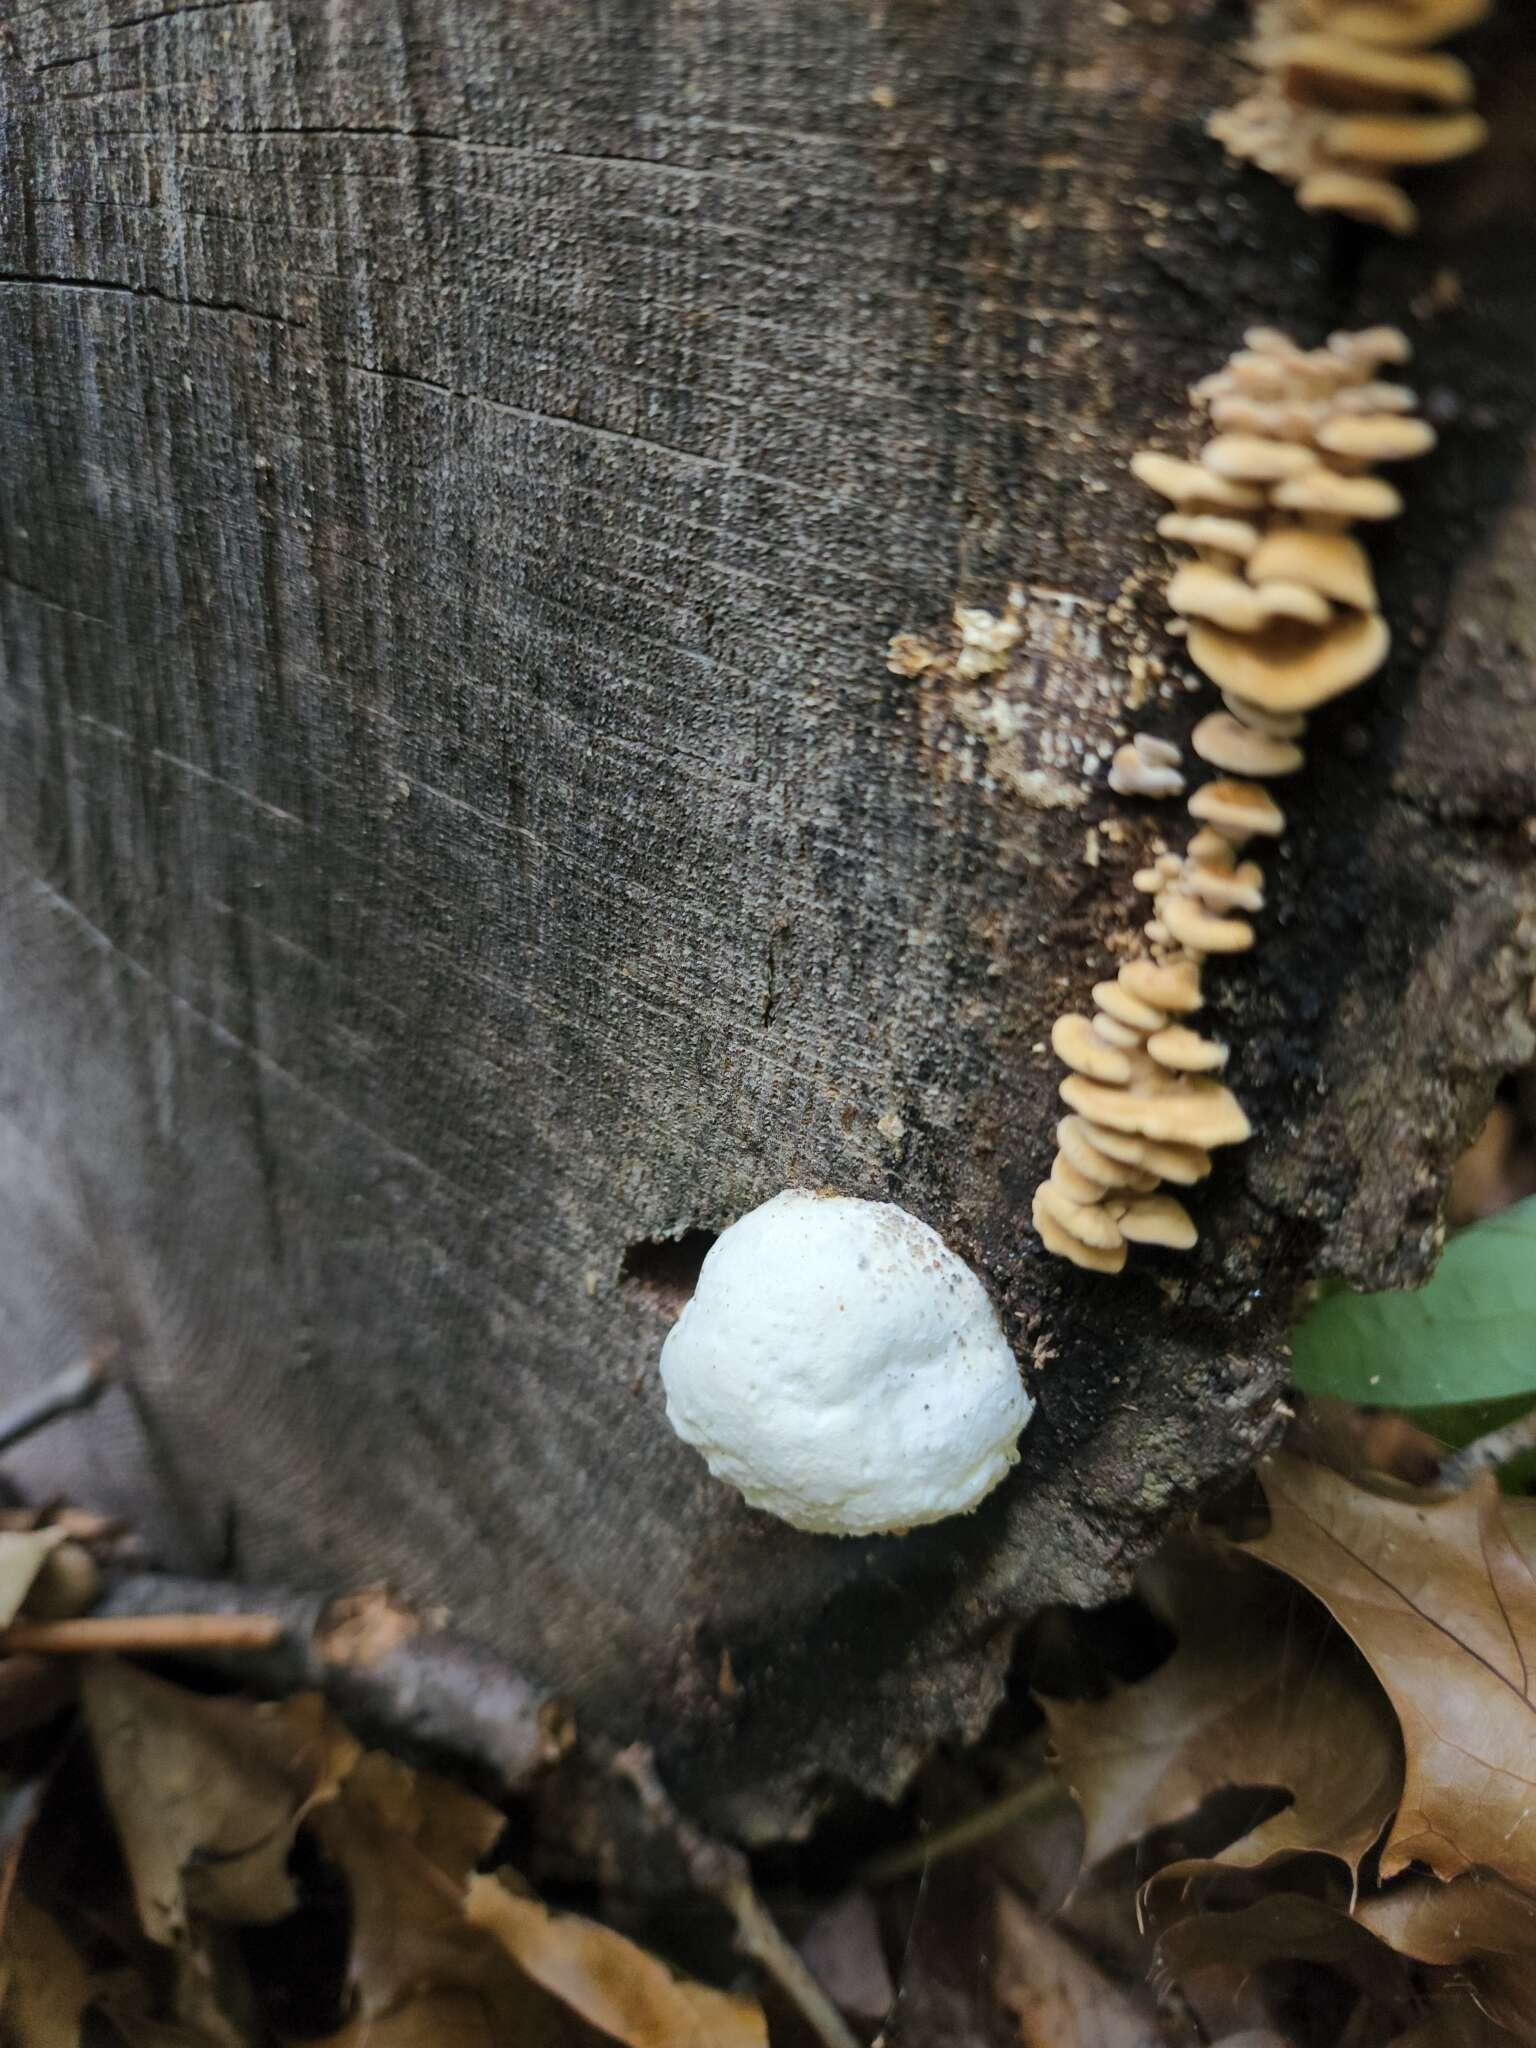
[1155,1894,1414,2016]
[0,1528,64,1629]
[1357,1874,1536,2047]
[993,1886,1159,2048]
[1246,1455,1536,1893]
[310,1753,604,2047]
[82,1661,359,1943]
[0,1893,91,2047]
[310,1750,507,2021]
[1387,1994,1530,2048]
[467,1875,769,2048]
[1039,1533,1400,1882]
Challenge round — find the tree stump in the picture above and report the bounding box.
[1,0,1532,1837]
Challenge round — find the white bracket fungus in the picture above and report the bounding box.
[659,1190,1033,1535]
[1033,327,1435,1276]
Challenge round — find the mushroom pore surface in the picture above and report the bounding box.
[658,1190,1033,1536]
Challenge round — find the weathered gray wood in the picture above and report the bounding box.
[0,0,1532,1837]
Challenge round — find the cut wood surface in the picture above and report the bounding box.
[0,0,1532,1835]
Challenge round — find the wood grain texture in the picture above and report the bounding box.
[0,0,1532,1836]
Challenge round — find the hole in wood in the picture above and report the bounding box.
[619,1229,718,1321]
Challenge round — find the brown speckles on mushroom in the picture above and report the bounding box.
[1034,325,1438,1277]
[1208,0,1490,236]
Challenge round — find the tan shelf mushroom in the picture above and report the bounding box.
[1208,0,1492,236]
[1033,325,1437,1277]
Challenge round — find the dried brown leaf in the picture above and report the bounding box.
[0,1529,64,1629]
[1040,1534,1400,1882]
[0,1893,91,2046]
[467,1875,769,2048]
[1357,1875,1536,2046]
[311,1751,505,2020]
[310,1753,594,2046]
[1387,1994,1524,2047]
[1247,1456,1536,1892]
[993,1886,1160,2048]
[1155,1895,1413,2015]
[302,1990,502,2048]
[82,1661,359,1943]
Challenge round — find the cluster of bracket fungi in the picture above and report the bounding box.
[1210,0,1489,235]
[1034,324,1435,1274]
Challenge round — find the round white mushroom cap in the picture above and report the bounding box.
[659,1190,1033,1536]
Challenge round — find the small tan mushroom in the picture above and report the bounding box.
[1052,1151,1113,1206]
[1160,890,1257,955]
[1136,1135,1214,1185]
[1168,563,1271,633]
[1188,612,1390,714]
[1324,0,1491,45]
[1148,1024,1229,1072]
[1270,469,1404,520]
[1261,580,1334,627]
[1093,980,1167,1032]
[1201,433,1321,483]
[1119,957,1203,1015]
[1335,382,1418,416]
[1192,710,1306,778]
[1130,451,1267,511]
[1033,1187,1127,1274]
[1298,170,1419,236]
[1244,528,1377,611]
[1109,734,1187,799]
[1056,1117,1130,1188]
[1188,778,1288,839]
[1060,1073,1252,1150]
[1068,1119,1149,1171]
[1157,512,1262,556]
[1092,1011,1146,1049]
[1057,1117,1156,1191]
[1186,825,1240,865]
[1316,414,1438,462]
[1183,859,1266,914]
[1325,110,1489,166]
[1052,1014,1132,1084]
[1276,34,1475,106]
[1220,691,1308,740]
[1117,1193,1199,1249]
[1037,1179,1125,1251]
[1327,327,1413,368]
[1132,866,1166,896]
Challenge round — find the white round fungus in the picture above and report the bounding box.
[659,1190,1033,1536]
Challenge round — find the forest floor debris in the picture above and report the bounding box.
[0,1083,1531,2045]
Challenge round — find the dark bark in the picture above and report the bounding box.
[0,0,1532,1839]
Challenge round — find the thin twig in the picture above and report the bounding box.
[0,1612,283,1654]
[612,1742,861,2048]
[860,1773,1060,1885]
[0,1351,113,1457]
[1438,1404,1536,1491]
[94,1574,569,1793]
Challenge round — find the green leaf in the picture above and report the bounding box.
[1292,1197,1536,1408]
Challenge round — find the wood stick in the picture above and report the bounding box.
[0,1612,283,1654]
[612,1742,862,2048]
[1438,1403,1536,1491]
[92,1575,568,1793]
